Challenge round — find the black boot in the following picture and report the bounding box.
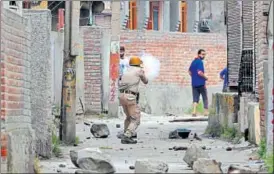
[117,132,137,139]
[121,136,137,144]
[131,133,137,139]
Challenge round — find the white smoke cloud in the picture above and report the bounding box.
[140,53,161,81]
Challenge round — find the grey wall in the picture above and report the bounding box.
[101,30,111,112]
[199,1,225,33]
[51,32,64,108]
[23,10,53,158]
[187,1,197,32]
[227,0,242,87]
[170,1,180,32]
[76,30,85,114]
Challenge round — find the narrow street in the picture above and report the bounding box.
[40,114,262,173]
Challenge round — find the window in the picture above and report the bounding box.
[179,1,187,32]
[147,1,160,30]
[127,0,137,30]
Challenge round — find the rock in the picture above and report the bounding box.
[84,122,91,126]
[59,164,66,168]
[57,169,62,173]
[226,147,232,151]
[70,150,79,168]
[201,146,206,150]
[129,166,135,170]
[183,144,210,168]
[74,148,115,173]
[86,137,91,139]
[193,158,222,173]
[228,164,256,173]
[116,124,120,128]
[90,124,110,138]
[173,146,188,151]
[70,148,112,170]
[135,159,168,173]
[75,169,98,174]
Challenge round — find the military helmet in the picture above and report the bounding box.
[129,56,142,66]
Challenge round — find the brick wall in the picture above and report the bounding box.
[227,0,242,87]
[82,27,103,113]
[82,27,227,114]
[94,14,111,29]
[120,31,227,86]
[254,1,270,138]
[1,8,35,173]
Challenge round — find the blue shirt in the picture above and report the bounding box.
[189,58,206,87]
[220,67,228,88]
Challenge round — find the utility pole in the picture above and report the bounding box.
[108,1,121,117]
[60,1,78,145]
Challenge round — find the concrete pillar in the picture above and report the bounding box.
[170,1,180,31]
[187,1,196,32]
[162,1,170,32]
[137,1,146,30]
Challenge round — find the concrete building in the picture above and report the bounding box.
[210,0,273,149]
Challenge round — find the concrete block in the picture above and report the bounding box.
[247,102,261,145]
[239,97,249,133]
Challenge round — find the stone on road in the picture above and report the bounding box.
[134,159,169,173]
[228,164,256,173]
[76,148,115,173]
[90,123,110,138]
[70,147,115,174]
[193,158,222,173]
[183,144,209,168]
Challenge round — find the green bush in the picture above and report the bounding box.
[258,138,267,159]
[185,102,204,114]
[265,153,273,174]
[52,133,62,157]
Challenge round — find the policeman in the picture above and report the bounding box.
[118,56,148,144]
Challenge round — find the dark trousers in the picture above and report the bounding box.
[192,85,208,109]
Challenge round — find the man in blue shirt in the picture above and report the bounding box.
[220,67,228,92]
[188,49,208,117]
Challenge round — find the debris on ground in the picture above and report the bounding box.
[86,137,90,139]
[227,164,256,173]
[193,158,222,173]
[116,124,120,128]
[134,159,169,173]
[165,113,175,116]
[90,124,110,138]
[183,144,210,168]
[226,147,233,151]
[71,148,116,173]
[169,117,208,122]
[168,129,191,139]
[84,122,91,126]
[173,146,188,151]
[59,164,66,168]
[188,131,202,141]
[57,169,62,173]
[129,166,135,170]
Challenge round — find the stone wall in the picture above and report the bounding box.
[82,28,227,115]
[1,8,35,173]
[23,10,53,158]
